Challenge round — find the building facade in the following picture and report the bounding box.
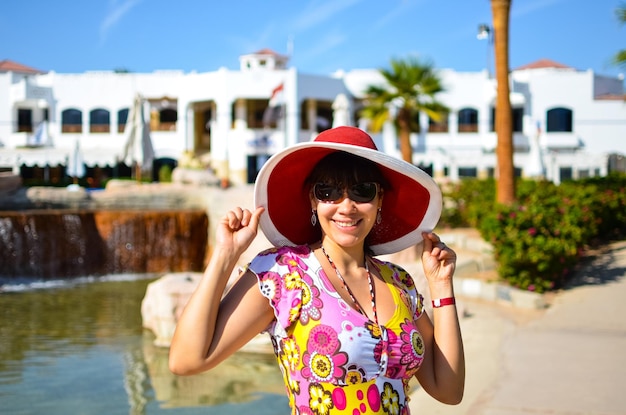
[0,51,624,186]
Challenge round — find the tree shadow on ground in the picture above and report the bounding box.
[564,240,626,289]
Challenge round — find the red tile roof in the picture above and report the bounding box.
[514,59,573,71]
[251,48,285,57]
[0,59,46,74]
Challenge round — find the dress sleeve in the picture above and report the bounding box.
[247,247,304,338]
[380,260,424,321]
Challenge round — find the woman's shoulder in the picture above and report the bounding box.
[249,244,314,272]
[371,257,417,292]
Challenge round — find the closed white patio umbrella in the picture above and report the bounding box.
[66,138,85,185]
[122,94,155,181]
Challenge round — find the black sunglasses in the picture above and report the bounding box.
[313,182,380,204]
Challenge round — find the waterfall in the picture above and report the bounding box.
[0,209,208,279]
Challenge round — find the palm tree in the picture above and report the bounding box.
[612,2,626,68]
[361,56,448,164]
[491,0,515,205]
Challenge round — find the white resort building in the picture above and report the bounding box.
[0,49,624,187]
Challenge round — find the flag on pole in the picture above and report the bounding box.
[263,83,284,127]
[269,83,284,107]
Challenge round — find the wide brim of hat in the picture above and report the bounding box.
[254,141,442,256]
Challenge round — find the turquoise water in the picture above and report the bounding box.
[0,276,289,415]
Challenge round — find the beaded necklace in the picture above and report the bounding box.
[321,245,378,324]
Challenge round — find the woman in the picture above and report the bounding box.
[169,126,465,414]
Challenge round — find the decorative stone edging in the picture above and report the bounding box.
[455,276,547,309]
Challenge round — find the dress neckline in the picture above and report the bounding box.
[320,245,378,325]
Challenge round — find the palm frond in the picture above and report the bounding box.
[617,2,626,23]
[612,49,626,68]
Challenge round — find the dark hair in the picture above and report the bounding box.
[304,151,390,189]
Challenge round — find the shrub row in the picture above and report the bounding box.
[439,174,626,293]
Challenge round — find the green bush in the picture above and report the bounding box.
[158,164,173,183]
[440,174,626,293]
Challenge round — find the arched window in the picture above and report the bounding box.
[90,108,110,133]
[428,112,449,133]
[62,109,82,133]
[118,108,129,133]
[546,107,573,132]
[458,108,478,133]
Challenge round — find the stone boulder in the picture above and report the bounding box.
[141,270,274,352]
[141,272,204,347]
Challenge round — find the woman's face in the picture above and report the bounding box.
[310,182,383,249]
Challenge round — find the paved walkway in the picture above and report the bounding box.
[409,239,626,415]
[203,184,626,414]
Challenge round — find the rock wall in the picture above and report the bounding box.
[0,209,208,279]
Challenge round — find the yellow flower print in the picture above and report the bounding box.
[381,382,400,415]
[310,353,333,380]
[413,333,424,355]
[344,364,366,384]
[309,384,334,415]
[289,378,300,395]
[301,283,312,305]
[282,337,301,372]
[284,270,302,290]
[366,321,382,338]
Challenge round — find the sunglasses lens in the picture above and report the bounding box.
[314,182,378,203]
[314,184,343,202]
[349,182,378,202]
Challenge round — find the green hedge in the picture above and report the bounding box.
[439,174,626,293]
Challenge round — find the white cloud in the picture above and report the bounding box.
[373,0,423,30]
[100,0,142,44]
[297,32,347,63]
[290,0,364,32]
[512,0,565,18]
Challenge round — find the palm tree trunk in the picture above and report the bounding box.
[491,0,515,205]
[397,108,414,164]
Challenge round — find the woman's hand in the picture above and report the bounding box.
[216,206,265,256]
[416,232,465,404]
[421,232,457,286]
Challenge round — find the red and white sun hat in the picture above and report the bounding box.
[254,126,442,255]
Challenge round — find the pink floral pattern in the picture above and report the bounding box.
[249,246,425,414]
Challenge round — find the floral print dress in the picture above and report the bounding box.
[247,245,425,415]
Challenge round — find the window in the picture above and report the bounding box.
[118,108,129,133]
[246,99,270,129]
[159,109,177,131]
[546,108,573,132]
[90,109,110,133]
[17,108,33,132]
[512,108,524,132]
[560,166,573,181]
[62,109,82,133]
[458,167,477,177]
[458,108,478,133]
[428,112,449,133]
[316,102,333,133]
[300,101,333,132]
[148,99,178,131]
[412,111,422,133]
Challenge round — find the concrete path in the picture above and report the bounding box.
[410,240,626,415]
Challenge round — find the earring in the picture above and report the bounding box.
[311,209,317,226]
[376,208,382,225]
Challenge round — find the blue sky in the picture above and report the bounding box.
[1,0,624,80]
